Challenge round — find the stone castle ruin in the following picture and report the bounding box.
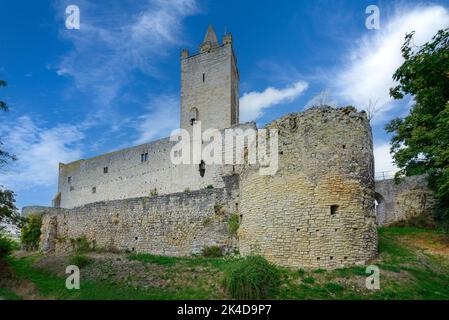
[30,26,380,269]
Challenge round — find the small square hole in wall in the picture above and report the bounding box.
[132,247,135,251]
[317,257,321,261]
[344,256,348,260]
[330,256,334,260]
[330,205,339,215]
[135,237,138,240]
[92,187,96,194]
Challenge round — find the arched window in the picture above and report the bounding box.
[189,107,199,126]
[375,192,386,224]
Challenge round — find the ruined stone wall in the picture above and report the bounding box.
[41,175,239,256]
[375,175,436,226]
[58,122,257,209]
[238,106,377,269]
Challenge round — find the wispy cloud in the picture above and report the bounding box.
[333,5,449,121]
[240,81,309,122]
[0,116,84,191]
[54,0,199,106]
[133,94,179,145]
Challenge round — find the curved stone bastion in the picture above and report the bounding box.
[238,106,378,269]
[35,106,378,270]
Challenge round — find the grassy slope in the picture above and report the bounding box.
[2,227,449,300]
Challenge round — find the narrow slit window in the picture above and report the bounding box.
[103,167,108,174]
[199,160,206,178]
[202,73,205,82]
[141,153,149,162]
[330,205,339,215]
[92,187,96,194]
[68,176,72,184]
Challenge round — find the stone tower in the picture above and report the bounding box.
[180,25,239,132]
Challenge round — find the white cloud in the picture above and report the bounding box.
[133,94,179,144]
[334,5,449,120]
[0,116,84,191]
[55,0,198,106]
[374,142,398,175]
[240,81,309,122]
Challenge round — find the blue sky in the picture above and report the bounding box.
[0,0,448,209]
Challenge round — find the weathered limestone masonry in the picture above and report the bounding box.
[32,27,380,270]
[40,176,239,255]
[238,107,378,269]
[375,175,435,226]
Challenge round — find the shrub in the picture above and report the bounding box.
[390,214,436,229]
[20,213,42,251]
[69,236,91,254]
[0,233,15,258]
[69,254,94,268]
[184,188,191,193]
[202,217,212,226]
[201,245,222,258]
[149,188,158,197]
[303,277,315,284]
[223,256,280,299]
[228,214,240,237]
[206,185,214,189]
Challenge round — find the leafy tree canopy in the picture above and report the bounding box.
[386,29,449,224]
[0,80,21,230]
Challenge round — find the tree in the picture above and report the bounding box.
[386,29,449,225]
[0,80,21,230]
[1,80,16,167]
[365,98,379,122]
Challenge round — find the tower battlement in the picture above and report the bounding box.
[180,25,239,132]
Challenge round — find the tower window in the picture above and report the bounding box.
[103,167,108,174]
[68,176,72,184]
[330,205,339,215]
[199,160,206,178]
[189,107,199,126]
[202,73,205,82]
[141,153,148,162]
[92,187,96,194]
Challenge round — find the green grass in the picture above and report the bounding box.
[128,253,180,266]
[0,287,22,300]
[5,255,220,300]
[69,255,94,268]
[4,226,449,300]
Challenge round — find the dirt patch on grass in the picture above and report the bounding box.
[398,232,449,259]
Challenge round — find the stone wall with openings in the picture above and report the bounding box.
[40,175,239,256]
[375,175,436,226]
[238,106,377,269]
